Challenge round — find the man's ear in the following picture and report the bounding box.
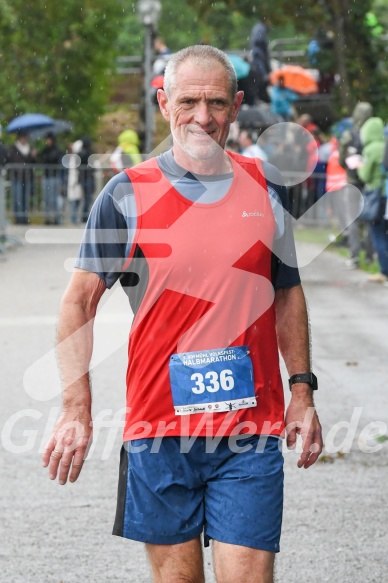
[231,91,244,122]
[157,89,170,121]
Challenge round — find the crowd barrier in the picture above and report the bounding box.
[0,169,6,253]
[2,163,330,226]
[2,163,114,225]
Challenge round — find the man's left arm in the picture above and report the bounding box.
[275,284,323,468]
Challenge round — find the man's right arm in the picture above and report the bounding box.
[42,270,106,485]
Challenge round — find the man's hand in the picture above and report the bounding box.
[285,387,323,469]
[42,270,105,485]
[42,408,92,485]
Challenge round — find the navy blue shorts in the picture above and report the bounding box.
[113,435,284,553]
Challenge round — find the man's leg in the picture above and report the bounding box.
[204,436,283,583]
[213,541,275,583]
[370,220,388,276]
[146,537,205,583]
[345,185,361,263]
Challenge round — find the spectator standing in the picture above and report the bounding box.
[383,136,388,228]
[238,130,268,161]
[9,131,36,224]
[110,130,142,173]
[39,132,64,225]
[307,29,336,95]
[0,128,9,168]
[358,117,388,283]
[78,137,95,223]
[154,36,171,57]
[0,128,9,242]
[66,140,84,225]
[237,58,261,106]
[314,137,332,225]
[152,37,172,99]
[293,115,318,170]
[339,102,374,268]
[249,21,271,103]
[270,76,298,120]
[325,137,348,230]
[268,118,319,221]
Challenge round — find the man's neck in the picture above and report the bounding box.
[171,147,233,176]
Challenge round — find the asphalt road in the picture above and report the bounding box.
[0,226,387,582]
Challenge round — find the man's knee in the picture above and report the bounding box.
[213,541,275,583]
[145,539,205,583]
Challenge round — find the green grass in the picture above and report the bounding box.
[294,227,333,246]
[294,226,380,274]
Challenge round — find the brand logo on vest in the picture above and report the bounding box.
[242,211,264,217]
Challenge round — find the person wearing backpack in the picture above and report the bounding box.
[357,117,388,284]
[339,102,374,268]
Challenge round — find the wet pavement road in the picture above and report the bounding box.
[0,226,387,582]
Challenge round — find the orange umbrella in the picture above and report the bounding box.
[269,66,318,95]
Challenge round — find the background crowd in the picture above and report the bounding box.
[0,19,387,285]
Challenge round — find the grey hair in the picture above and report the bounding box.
[163,45,237,98]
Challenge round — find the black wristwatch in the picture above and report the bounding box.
[288,372,318,391]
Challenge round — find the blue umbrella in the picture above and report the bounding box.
[227,54,251,80]
[6,113,54,134]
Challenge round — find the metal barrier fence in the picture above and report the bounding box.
[2,163,331,226]
[286,171,329,222]
[0,168,7,254]
[2,163,115,225]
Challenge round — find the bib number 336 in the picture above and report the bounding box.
[169,346,257,415]
[191,369,234,394]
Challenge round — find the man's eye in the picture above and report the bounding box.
[212,100,226,107]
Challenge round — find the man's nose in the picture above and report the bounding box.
[193,102,212,125]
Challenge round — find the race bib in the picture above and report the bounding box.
[169,346,256,415]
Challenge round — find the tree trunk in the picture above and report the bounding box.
[328,0,353,112]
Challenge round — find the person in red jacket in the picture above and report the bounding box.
[325,136,349,230]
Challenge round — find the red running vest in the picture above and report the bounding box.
[122,151,285,439]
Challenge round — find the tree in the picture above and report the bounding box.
[187,0,388,116]
[0,0,123,136]
[116,0,255,55]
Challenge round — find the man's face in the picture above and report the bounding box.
[158,60,243,162]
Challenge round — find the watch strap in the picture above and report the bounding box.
[288,372,318,391]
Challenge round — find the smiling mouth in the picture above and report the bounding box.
[189,130,215,137]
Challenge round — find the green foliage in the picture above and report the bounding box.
[116,2,144,55]
[371,0,388,30]
[2,0,388,138]
[0,0,123,137]
[116,0,255,53]
[187,0,388,116]
[116,0,204,54]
